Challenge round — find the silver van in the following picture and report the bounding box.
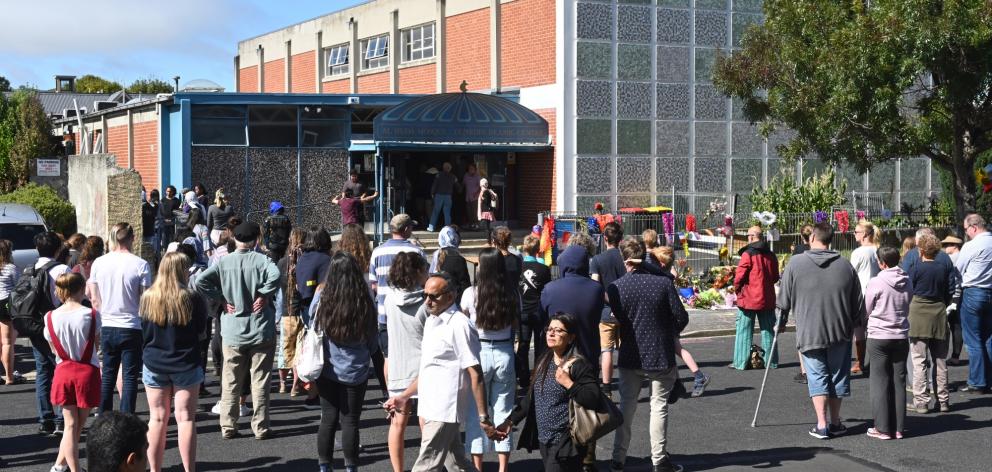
[0,204,49,271]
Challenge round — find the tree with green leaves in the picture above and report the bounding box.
[714,0,992,223]
[74,74,123,93]
[127,77,174,94]
[0,76,10,92]
[0,91,52,192]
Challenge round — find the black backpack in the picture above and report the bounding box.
[10,260,60,338]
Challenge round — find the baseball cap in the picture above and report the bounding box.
[269,201,284,214]
[233,222,261,243]
[389,214,416,233]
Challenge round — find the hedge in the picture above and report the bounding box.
[0,183,76,235]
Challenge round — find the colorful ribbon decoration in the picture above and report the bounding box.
[834,210,850,233]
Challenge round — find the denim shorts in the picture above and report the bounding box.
[801,341,852,398]
[142,365,204,389]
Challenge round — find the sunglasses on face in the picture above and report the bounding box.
[425,290,449,302]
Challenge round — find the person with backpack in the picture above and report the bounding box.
[88,223,152,414]
[263,201,293,262]
[11,231,71,435]
[45,272,101,472]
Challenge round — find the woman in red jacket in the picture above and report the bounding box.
[731,226,781,370]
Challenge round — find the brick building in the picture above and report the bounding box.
[237,0,941,214]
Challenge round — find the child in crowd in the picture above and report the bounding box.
[46,272,101,472]
[864,247,912,440]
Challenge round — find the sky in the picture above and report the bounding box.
[0,0,366,92]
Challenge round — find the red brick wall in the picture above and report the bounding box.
[291,52,317,93]
[132,121,159,190]
[501,0,555,88]
[239,66,258,92]
[516,151,555,220]
[323,78,351,94]
[106,125,128,167]
[445,7,490,91]
[263,58,286,92]
[398,63,437,94]
[357,71,390,93]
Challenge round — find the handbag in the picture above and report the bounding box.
[564,358,624,445]
[294,315,324,383]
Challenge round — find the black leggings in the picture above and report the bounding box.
[948,309,964,359]
[316,377,367,467]
[539,441,585,472]
[516,311,546,389]
[867,338,909,435]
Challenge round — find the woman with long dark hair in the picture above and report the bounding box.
[495,313,600,472]
[336,223,371,271]
[277,227,307,395]
[460,247,519,472]
[309,252,377,472]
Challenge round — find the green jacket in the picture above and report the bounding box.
[195,249,281,347]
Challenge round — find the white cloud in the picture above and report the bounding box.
[0,0,259,56]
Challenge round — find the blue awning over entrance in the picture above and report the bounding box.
[373,92,550,146]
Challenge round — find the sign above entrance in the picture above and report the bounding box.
[373,93,550,146]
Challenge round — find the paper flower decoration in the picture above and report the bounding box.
[881,209,893,219]
[856,210,866,222]
[594,201,605,211]
[683,239,690,258]
[835,210,850,233]
[662,212,675,236]
[725,214,734,227]
[814,210,828,224]
[752,211,777,227]
[686,214,697,233]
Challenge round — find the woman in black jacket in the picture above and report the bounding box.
[494,312,601,472]
[430,226,471,299]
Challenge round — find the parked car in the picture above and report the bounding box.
[0,204,49,271]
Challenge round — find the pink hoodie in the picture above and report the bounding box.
[864,267,912,339]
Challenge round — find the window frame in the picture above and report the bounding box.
[401,23,435,63]
[324,44,350,77]
[360,34,389,71]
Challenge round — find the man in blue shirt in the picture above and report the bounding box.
[955,214,992,393]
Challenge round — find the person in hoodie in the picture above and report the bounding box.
[384,252,429,472]
[907,234,958,414]
[732,226,780,370]
[864,246,912,440]
[540,245,604,374]
[777,223,864,440]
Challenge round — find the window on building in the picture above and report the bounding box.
[248,106,298,147]
[324,44,349,77]
[402,23,435,63]
[301,106,350,148]
[361,34,389,71]
[191,105,247,146]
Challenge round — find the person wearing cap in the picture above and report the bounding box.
[332,188,379,228]
[369,214,426,386]
[942,235,965,365]
[207,189,236,247]
[262,201,292,262]
[194,222,281,440]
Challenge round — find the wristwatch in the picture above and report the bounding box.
[479,414,492,424]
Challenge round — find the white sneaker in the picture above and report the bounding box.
[210,403,222,416]
[50,465,69,472]
[240,404,251,417]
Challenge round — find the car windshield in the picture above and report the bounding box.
[0,224,45,250]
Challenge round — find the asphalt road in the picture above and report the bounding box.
[2,333,990,471]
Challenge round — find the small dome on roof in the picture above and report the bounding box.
[181,79,225,93]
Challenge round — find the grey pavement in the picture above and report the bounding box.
[2,333,990,471]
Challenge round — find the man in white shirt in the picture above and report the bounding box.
[28,231,71,435]
[384,274,494,472]
[87,223,151,413]
[955,214,992,393]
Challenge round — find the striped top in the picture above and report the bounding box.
[0,263,18,300]
[369,238,425,324]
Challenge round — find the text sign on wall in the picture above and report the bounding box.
[37,159,61,177]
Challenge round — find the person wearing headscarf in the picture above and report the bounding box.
[431,226,471,300]
[183,191,211,262]
[478,178,498,235]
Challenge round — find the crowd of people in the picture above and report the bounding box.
[2,191,991,472]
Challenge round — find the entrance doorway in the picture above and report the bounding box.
[383,151,514,230]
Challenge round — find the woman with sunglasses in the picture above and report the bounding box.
[494,313,600,472]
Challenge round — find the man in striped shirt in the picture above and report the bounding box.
[370,214,426,387]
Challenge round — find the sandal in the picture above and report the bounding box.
[866,428,891,440]
[894,431,904,439]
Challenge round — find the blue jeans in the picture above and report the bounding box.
[100,327,144,413]
[465,340,516,454]
[428,194,452,231]
[29,334,62,425]
[960,287,992,388]
[802,341,852,398]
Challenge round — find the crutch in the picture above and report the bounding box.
[751,309,783,427]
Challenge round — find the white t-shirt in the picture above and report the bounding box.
[44,306,100,367]
[35,258,71,308]
[88,251,151,330]
[850,245,880,292]
[418,305,482,423]
[460,287,513,340]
